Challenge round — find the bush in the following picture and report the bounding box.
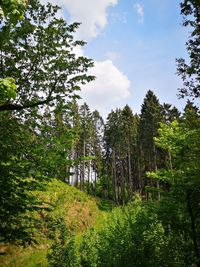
[47,197,188,267]
[47,218,81,267]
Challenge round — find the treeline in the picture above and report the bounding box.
[103,92,180,204]
[51,97,199,267]
[61,91,181,205]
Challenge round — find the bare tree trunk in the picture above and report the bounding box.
[74,161,78,187]
[138,158,142,195]
[112,150,117,205]
[94,161,97,196]
[80,139,86,191]
[120,161,125,206]
[70,147,76,186]
[87,160,91,193]
[128,142,132,198]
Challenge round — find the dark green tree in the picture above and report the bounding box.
[137,90,163,197]
[104,106,138,204]
[0,112,44,242]
[176,0,200,98]
[90,110,104,194]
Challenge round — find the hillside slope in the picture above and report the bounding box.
[0,179,110,267]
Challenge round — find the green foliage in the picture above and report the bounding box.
[0,179,105,266]
[177,0,200,98]
[150,103,200,266]
[0,0,26,22]
[0,0,95,245]
[95,175,112,200]
[104,105,139,204]
[0,77,17,102]
[155,121,185,155]
[1,2,200,267]
[47,219,81,267]
[0,0,94,111]
[47,197,189,267]
[96,198,165,267]
[80,229,100,267]
[0,112,44,243]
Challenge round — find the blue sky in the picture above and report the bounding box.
[45,0,189,118]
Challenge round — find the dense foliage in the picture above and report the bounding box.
[0,0,94,243]
[0,0,200,266]
[177,0,200,98]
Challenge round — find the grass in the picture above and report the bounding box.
[0,179,112,267]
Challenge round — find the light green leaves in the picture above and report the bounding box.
[154,121,185,155]
[0,77,17,102]
[0,0,26,22]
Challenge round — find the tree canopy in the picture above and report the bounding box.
[0,0,94,112]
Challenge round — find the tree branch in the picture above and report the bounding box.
[0,77,59,111]
[0,97,56,111]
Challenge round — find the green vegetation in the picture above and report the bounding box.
[0,179,109,266]
[0,0,200,266]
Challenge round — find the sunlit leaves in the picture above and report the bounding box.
[0,0,94,111]
[154,121,186,156]
[0,77,17,102]
[0,0,26,22]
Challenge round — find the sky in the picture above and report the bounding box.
[44,0,189,118]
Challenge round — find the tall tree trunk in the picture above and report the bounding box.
[87,159,91,193]
[112,150,117,205]
[94,161,97,196]
[70,147,76,186]
[81,137,86,191]
[120,160,125,206]
[128,142,132,199]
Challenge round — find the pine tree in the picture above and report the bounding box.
[137,90,163,197]
[91,110,104,194]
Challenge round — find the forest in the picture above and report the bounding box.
[0,0,200,266]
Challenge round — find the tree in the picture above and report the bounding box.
[104,106,138,205]
[0,0,95,243]
[176,0,200,98]
[121,105,138,198]
[137,90,163,197]
[0,112,44,243]
[152,103,200,266]
[78,103,94,191]
[90,110,104,194]
[0,0,94,112]
[104,109,123,204]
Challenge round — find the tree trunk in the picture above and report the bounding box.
[128,142,132,198]
[112,150,117,205]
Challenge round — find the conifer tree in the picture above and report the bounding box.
[91,110,104,194]
[137,90,163,197]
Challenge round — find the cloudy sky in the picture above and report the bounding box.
[48,0,189,117]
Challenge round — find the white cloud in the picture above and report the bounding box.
[134,3,144,23]
[53,0,118,40]
[80,60,131,118]
[105,51,120,61]
[73,46,84,58]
